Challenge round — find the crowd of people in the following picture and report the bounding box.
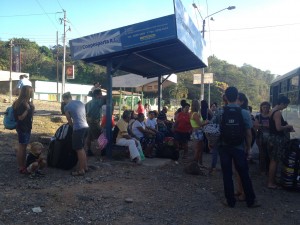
[11,80,295,208]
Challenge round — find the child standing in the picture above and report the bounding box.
[26,142,46,177]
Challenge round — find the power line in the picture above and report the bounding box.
[0,12,58,17]
[211,22,300,32]
[34,0,60,30]
[56,0,64,10]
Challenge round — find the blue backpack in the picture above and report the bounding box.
[4,106,17,130]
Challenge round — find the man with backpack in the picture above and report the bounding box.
[219,87,260,208]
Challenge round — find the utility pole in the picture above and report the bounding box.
[56,31,59,102]
[61,10,66,95]
[60,10,71,96]
[9,39,14,103]
[192,4,236,101]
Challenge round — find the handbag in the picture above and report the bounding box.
[203,123,220,146]
[97,133,108,151]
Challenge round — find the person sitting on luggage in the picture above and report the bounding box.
[26,142,46,177]
[132,113,156,158]
[115,110,143,164]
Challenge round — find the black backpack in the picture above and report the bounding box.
[47,124,78,170]
[112,125,120,144]
[220,106,245,146]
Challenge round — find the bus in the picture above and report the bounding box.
[270,67,300,139]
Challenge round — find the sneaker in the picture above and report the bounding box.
[19,167,29,175]
[133,157,142,165]
[29,173,37,179]
[248,200,261,208]
[35,170,45,177]
[222,200,235,208]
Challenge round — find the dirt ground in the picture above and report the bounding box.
[0,96,299,225]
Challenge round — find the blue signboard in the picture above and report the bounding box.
[174,0,207,65]
[70,15,177,60]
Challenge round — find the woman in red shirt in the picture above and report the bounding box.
[172,103,192,159]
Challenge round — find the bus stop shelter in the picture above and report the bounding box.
[69,0,207,158]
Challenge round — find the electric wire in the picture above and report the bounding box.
[210,22,300,32]
[34,0,59,30]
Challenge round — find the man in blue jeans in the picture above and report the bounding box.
[219,87,260,208]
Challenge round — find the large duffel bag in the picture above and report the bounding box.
[47,124,78,170]
[155,137,179,161]
[281,139,300,191]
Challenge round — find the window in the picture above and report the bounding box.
[288,91,299,105]
[289,75,299,91]
[281,80,288,93]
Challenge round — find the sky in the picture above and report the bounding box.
[1,0,299,75]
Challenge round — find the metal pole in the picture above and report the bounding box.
[62,10,66,95]
[9,40,13,103]
[208,83,211,107]
[106,60,113,159]
[200,19,206,101]
[158,75,162,112]
[56,31,59,101]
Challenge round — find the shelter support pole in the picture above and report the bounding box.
[119,88,122,119]
[208,83,211,107]
[9,40,13,103]
[158,75,162,112]
[105,60,113,159]
[201,68,204,101]
[131,88,134,110]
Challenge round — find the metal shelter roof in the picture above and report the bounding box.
[69,0,207,78]
[69,0,207,158]
[112,73,177,88]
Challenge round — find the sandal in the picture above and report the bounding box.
[71,170,85,176]
[19,167,28,175]
[237,195,246,201]
[267,185,282,190]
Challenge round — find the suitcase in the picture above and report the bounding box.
[281,139,300,191]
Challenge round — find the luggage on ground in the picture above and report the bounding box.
[281,138,300,191]
[47,124,78,170]
[155,137,179,160]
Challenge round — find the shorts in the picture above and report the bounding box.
[192,129,204,141]
[27,162,37,173]
[72,128,88,151]
[87,121,102,140]
[17,129,31,144]
[268,134,289,162]
[174,132,190,144]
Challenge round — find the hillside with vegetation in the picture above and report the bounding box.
[0,38,274,109]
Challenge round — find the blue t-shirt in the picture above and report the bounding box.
[64,100,88,130]
[17,78,32,88]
